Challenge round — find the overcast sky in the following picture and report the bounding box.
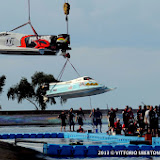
[0,0,160,110]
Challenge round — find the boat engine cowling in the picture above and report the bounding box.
[56,34,71,50]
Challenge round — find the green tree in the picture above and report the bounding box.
[7,78,38,109]
[31,72,57,110]
[0,75,6,109]
[0,75,6,94]
[7,72,58,110]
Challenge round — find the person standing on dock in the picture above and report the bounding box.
[58,110,67,132]
[142,105,147,120]
[89,108,96,128]
[68,108,75,132]
[149,106,156,136]
[76,107,86,128]
[144,105,150,133]
[108,108,116,128]
[127,107,134,124]
[122,106,128,127]
[137,105,144,128]
[95,108,102,133]
[137,105,142,123]
[154,107,158,137]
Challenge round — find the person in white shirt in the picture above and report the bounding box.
[144,105,150,133]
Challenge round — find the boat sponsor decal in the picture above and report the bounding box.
[19,35,33,47]
[34,39,50,49]
[86,83,98,86]
[79,82,85,87]
[57,37,69,43]
[68,86,72,89]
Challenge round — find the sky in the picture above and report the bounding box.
[0,0,160,110]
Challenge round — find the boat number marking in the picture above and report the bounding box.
[6,37,14,46]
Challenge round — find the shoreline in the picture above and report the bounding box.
[0,109,138,115]
[0,141,45,160]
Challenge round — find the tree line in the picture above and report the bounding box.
[0,72,62,110]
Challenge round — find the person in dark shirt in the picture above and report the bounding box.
[127,107,134,124]
[68,108,75,132]
[142,105,147,120]
[76,107,85,128]
[149,106,155,136]
[114,118,122,134]
[95,108,102,132]
[138,113,145,129]
[108,108,116,128]
[77,125,84,133]
[154,107,158,136]
[137,105,142,122]
[122,106,128,127]
[58,110,67,132]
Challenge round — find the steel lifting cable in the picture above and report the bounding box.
[67,59,81,77]
[89,96,92,110]
[50,58,80,91]
[50,59,68,90]
[57,59,68,81]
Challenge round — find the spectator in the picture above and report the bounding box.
[122,106,129,127]
[138,113,145,129]
[89,108,96,128]
[108,108,116,128]
[58,110,67,132]
[144,105,150,133]
[127,107,134,124]
[76,107,85,127]
[68,108,75,132]
[114,118,122,134]
[154,107,158,136]
[137,105,142,123]
[142,105,147,120]
[149,106,156,136]
[95,108,102,133]
[77,125,85,133]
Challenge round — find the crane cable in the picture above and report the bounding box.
[10,0,38,40]
[50,58,80,91]
[57,59,68,81]
[67,59,81,77]
[57,58,81,81]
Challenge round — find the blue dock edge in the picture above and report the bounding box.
[0,132,64,139]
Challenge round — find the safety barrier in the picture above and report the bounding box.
[0,133,63,139]
[43,144,160,157]
[1,132,160,157]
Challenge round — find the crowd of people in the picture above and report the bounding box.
[58,105,159,137]
[107,105,159,137]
